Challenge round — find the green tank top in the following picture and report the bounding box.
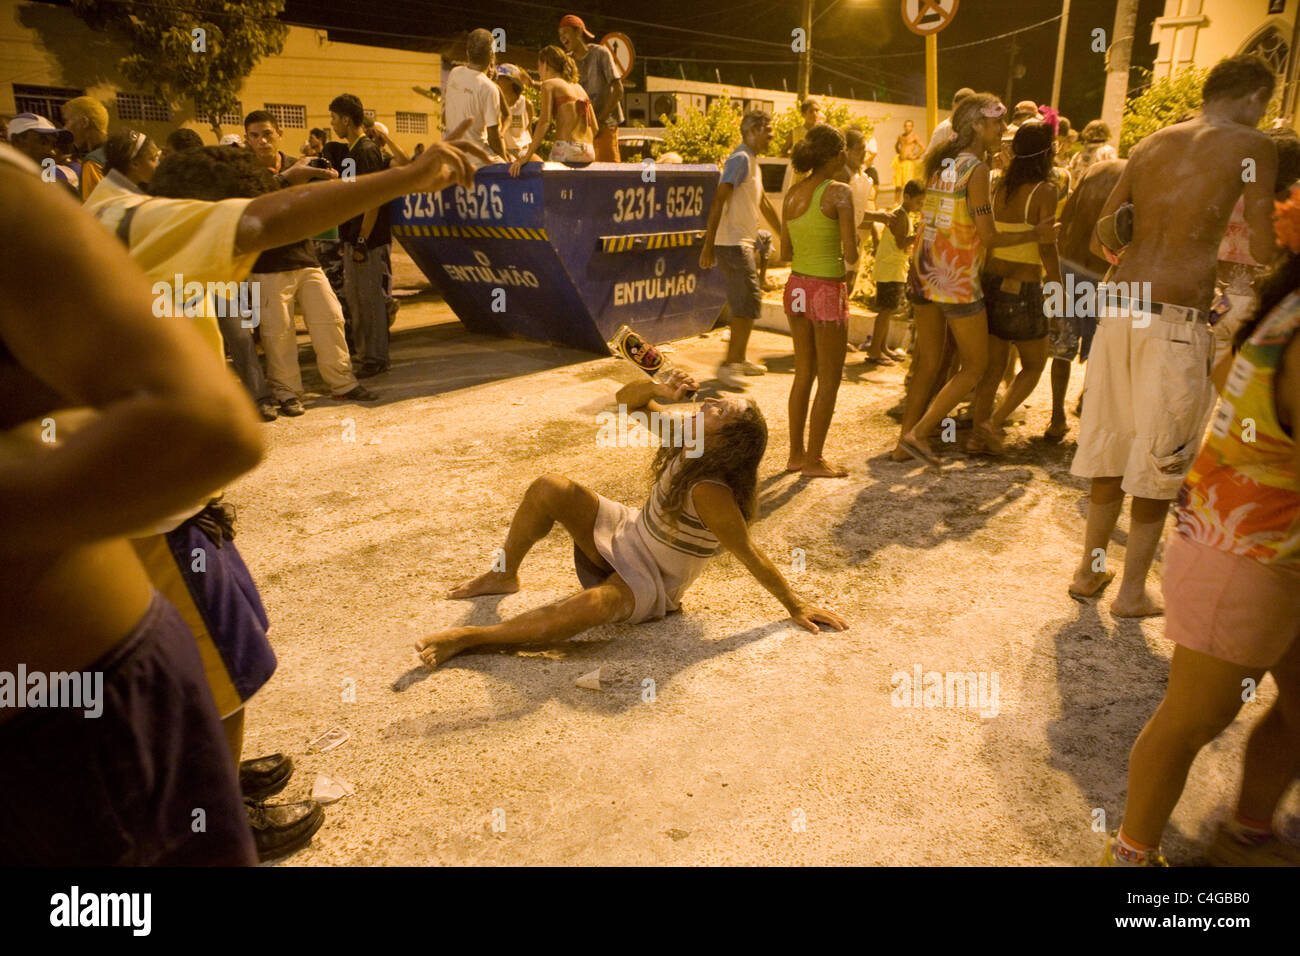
[788,180,845,278]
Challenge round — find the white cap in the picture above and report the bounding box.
[219,133,244,146]
[7,112,59,140]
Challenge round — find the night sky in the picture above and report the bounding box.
[282,0,1167,128]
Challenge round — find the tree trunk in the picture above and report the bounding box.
[1100,0,1140,149]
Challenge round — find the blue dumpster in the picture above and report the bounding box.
[390,162,726,353]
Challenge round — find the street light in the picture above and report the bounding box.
[798,0,868,101]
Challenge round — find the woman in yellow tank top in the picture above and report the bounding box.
[969,120,1062,455]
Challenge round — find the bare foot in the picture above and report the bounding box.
[801,457,848,478]
[448,570,519,599]
[898,432,942,470]
[785,455,805,473]
[889,444,912,462]
[1044,418,1068,442]
[1110,589,1164,618]
[414,626,476,668]
[1068,568,1115,600]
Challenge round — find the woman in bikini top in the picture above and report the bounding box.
[509,45,597,173]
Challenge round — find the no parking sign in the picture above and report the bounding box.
[902,0,959,36]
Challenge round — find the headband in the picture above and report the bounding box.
[129,130,147,159]
[980,102,1007,119]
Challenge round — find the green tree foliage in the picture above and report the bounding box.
[765,102,879,157]
[70,0,289,139]
[1120,67,1281,157]
[655,97,881,165]
[654,96,744,165]
[1120,68,1206,157]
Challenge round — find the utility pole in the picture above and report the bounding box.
[798,0,813,102]
[1100,0,1139,148]
[1051,0,1073,108]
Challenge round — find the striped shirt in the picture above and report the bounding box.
[633,460,725,608]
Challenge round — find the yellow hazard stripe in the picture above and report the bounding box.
[598,230,705,253]
[396,224,549,240]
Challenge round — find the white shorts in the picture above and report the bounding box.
[550,140,595,163]
[1070,303,1215,500]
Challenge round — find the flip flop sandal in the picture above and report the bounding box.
[898,436,942,471]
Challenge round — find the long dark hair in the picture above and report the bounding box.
[1235,250,1300,350]
[651,400,767,524]
[999,120,1055,198]
[924,91,1002,181]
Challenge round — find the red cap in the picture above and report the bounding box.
[558,14,595,38]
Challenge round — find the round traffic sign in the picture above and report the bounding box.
[902,0,959,36]
[601,32,635,79]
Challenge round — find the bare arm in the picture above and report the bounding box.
[699,181,734,268]
[598,76,624,126]
[823,182,859,270]
[1243,135,1280,266]
[234,122,489,255]
[1090,159,1134,262]
[614,370,696,417]
[691,483,848,633]
[0,171,264,553]
[780,201,794,261]
[1034,183,1063,287]
[760,192,781,234]
[510,85,554,174]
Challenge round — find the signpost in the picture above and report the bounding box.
[601,32,635,80]
[901,0,959,141]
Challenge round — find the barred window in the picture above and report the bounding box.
[201,103,243,127]
[12,84,83,123]
[395,111,428,134]
[263,103,307,129]
[117,92,172,122]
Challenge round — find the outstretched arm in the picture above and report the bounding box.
[614,369,696,417]
[235,120,491,255]
[691,483,849,633]
[0,169,264,553]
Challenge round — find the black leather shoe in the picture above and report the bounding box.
[239,752,293,802]
[355,361,390,379]
[246,799,325,863]
[256,401,278,422]
[334,384,378,402]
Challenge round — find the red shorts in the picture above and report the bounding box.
[784,274,847,324]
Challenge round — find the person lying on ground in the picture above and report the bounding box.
[415,371,848,668]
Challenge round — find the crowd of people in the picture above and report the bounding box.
[1,2,1298,869]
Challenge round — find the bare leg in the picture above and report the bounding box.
[725,315,755,365]
[1238,637,1300,823]
[417,577,635,668]
[903,310,990,456]
[1111,496,1171,618]
[1121,645,1260,847]
[222,706,246,764]
[866,308,896,359]
[991,337,1048,429]
[893,302,945,460]
[449,473,604,598]
[803,319,848,477]
[787,313,817,472]
[970,334,1009,452]
[1047,356,1071,439]
[1070,476,1123,597]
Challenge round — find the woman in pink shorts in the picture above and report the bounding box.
[781,124,859,477]
[1103,222,1300,867]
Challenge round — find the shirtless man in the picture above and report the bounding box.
[1069,55,1278,617]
